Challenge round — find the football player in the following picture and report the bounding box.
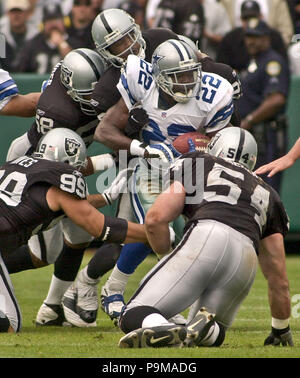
[63,38,235,326]
[0,69,40,117]
[0,128,147,333]
[65,8,241,327]
[3,48,116,327]
[62,142,187,327]
[118,127,293,348]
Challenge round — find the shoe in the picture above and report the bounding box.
[119,324,187,348]
[168,313,186,326]
[100,285,125,321]
[62,283,97,327]
[181,307,216,347]
[36,302,71,327]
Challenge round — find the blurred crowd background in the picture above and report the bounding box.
[0,0,299,75]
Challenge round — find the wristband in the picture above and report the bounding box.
[272,317,289,330]
[130,139,146,157]
[96,215,128,244]
[90,154,115,172]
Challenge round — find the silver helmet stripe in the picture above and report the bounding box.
[169,40,192,61]
[74,50,101,81]
[100,12,113,34]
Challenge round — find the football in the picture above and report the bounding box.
[173,132,211,154]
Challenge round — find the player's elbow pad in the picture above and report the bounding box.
[96,215,128,244]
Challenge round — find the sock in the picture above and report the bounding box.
[2,245,35,274]
[117,243,152,274]
[87,243,122,279]
[106,265,130,293]
[142,313,173,328]
[54,244,85,281]
[78,266,100,285]
[44,275,73,305]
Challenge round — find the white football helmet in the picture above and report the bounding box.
[152,39,202,103]
[33,128,87,170]
[60,48,107,115]
[92,8,146,67]
[144,143,175,172]
[208,127,257,171]
[178,35,199,54]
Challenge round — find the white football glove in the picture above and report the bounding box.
[102,168,133,205]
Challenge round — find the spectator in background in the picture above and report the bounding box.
[202,0,232,60]
[236,19,290,193]
[120,0,147,29]
[145,0,161,28]
[90,0,104,19]
[289,0,300,33]
[220,0,294,46]
[0,0,38,72]
[152,0,205,48]
[217,1,287,73]
[66,0,95,50]
[17,3,71,74]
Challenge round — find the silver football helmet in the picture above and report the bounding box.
[178,35,199,54]
[152,39,202,104]
[92,8,146,67]
[207,127,257,171]
[60,48,107,115]
[33,128,87,170]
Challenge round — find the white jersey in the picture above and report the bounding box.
[0,69,18,111]
[117,54,234,148]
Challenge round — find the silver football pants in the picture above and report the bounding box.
[124,220,258,328]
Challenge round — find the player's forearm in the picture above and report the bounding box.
[268,280,291,320]
[287,137,300,162]
[145,214,171,256]
[86,194,107,209]
[1,93,40,117]
[124,222,148,244]
[94,118,132,151]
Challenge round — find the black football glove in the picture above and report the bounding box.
[125,107,149,138]
[264,326,294,346]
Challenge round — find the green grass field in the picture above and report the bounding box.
[1,252,300,358]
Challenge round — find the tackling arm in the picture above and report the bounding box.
[93,98,132,151]
[145,181,186,256]
[259,233,293,346]
[46,186,148,245]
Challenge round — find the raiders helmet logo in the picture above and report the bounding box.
[61,64,73,87]
[65,138,81,157]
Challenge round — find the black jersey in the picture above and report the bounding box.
[17,34,62,74]
[153,0,205,47]
[90,28,179,115]
[27,62,98,149]
[169,152,289,253]
[0,156,87,252]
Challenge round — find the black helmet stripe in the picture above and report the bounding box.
[169,40,192,61]
[235,128,246,162]
[100,12,113,34]
[74,50,101,81]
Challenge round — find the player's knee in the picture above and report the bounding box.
[0,311,12,333]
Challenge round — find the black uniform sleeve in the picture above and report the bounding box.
[31,161,88,200]
[263,190,289,239]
